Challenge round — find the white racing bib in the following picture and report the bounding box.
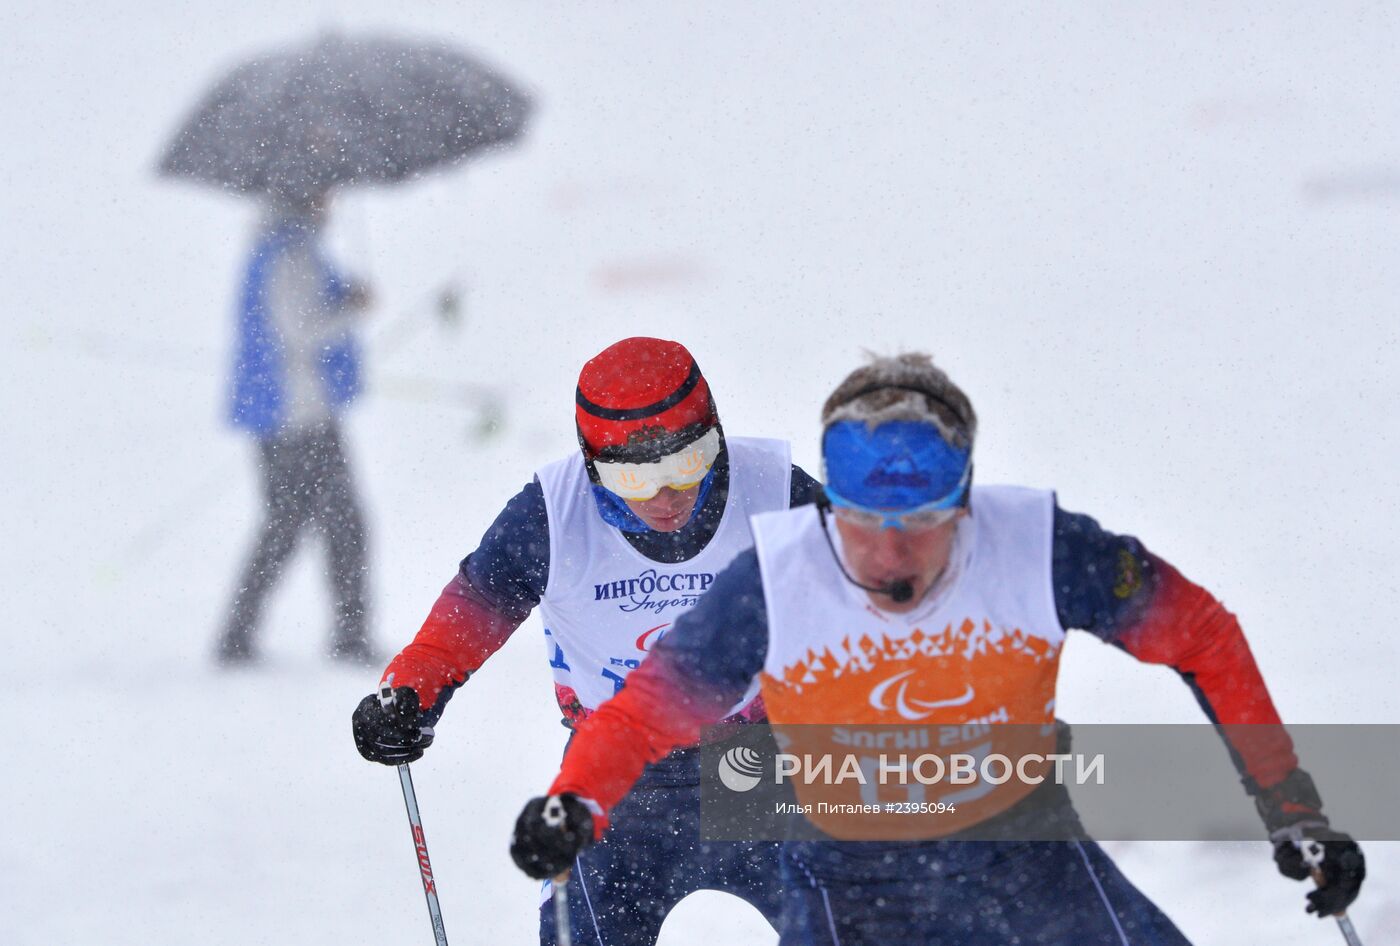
[749,485,1068,838]
[537,437,791,721]
[752,485,1066,727]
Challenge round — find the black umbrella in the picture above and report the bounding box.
[159,33,531,199]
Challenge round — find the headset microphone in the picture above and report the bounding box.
[816,493,917,604]
[887,579,915,604]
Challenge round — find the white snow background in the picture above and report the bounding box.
[2,3,1398,943]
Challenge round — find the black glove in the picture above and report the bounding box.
[1271,824,1366,917]
[352,684,434,765]
[1252,768,1365,917]
[510,794,595,880]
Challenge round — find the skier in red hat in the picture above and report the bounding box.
[352,337,821,944]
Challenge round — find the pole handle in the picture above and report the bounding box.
[1302,840,1364,946]
[544,798,574,946]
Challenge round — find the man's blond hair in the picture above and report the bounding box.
[821,352,976,450]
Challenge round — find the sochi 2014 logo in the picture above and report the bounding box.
[717,745,765,792]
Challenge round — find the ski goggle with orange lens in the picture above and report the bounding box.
[824,480,967,532]
[592,427,722,501]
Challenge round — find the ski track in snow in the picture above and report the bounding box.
[3,3,1399,943]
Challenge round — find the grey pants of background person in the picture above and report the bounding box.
[217,421,371,663]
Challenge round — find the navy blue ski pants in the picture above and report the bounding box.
[539,779,784,946]
[777,837,1191,945]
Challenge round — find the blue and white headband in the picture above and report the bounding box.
[822,419,972,511]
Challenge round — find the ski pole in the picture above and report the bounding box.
[542,796,573,946]
[396,762,450,946]
[1302,838,1364,946]
[552,875,572,946]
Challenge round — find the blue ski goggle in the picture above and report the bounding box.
[822,420,971,531]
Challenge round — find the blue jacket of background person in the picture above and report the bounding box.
[228,220,361,439]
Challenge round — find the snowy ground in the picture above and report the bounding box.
[4,2,1399,943]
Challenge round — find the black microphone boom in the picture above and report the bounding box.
[816,492,917,605]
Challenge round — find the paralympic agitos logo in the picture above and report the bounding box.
[635,623,672,651]
[869,669,976,721]
[593,568,716,616]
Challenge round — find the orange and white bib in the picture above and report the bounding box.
[750,486,1064,837]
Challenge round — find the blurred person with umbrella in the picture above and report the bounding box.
[159,33,530,665]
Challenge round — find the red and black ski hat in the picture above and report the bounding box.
[576,337,719,463]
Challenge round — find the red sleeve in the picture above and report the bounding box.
[1116,554,1298,788]
[381,572,525,710]
[548,654,720,838]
